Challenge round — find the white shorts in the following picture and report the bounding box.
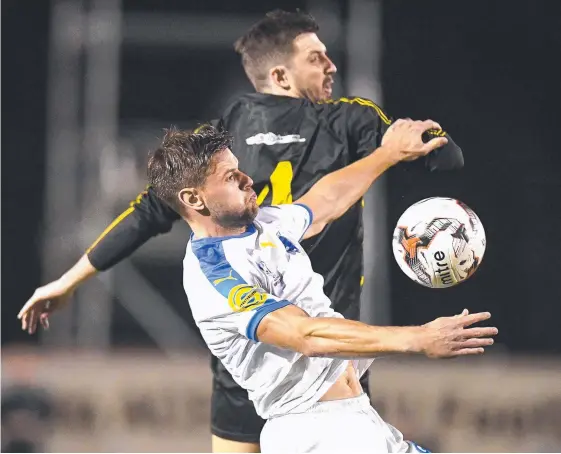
[260,394,429,454]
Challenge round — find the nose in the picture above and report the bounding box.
[326,57,337,75]
[242,173,253,189]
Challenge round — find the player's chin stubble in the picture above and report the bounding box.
[212,203,258,230]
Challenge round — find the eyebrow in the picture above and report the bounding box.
[308,48,326,56]
[223,168,237,178]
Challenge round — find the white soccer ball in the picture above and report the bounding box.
[392,197,486,288]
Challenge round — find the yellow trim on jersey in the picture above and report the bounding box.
[85,186,150,253]
[427,128,447,137]
[85,207,136,253]
[324,96,392,125]
[360,275,365,287]
[325,97,448,137]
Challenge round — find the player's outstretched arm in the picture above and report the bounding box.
[257,305,497,359]
[297,119,448,239]
[18,186,180,334]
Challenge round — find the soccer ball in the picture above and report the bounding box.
[392,197,486,288]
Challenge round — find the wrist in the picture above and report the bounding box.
[402,326,428,354]
[57,273,79,292]
[376,145,401,166]
[58,254,98,290]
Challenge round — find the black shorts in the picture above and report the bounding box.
[210,356,372,443]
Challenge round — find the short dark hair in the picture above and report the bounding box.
[147,125,233,212]
[234,9,319,89]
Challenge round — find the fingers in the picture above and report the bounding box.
[460,311,492,327]
[421,136,448,153]
[385,118,448,157]
[21,306,47,334]
[421,119,443,131]
[463,326,499,338]
[27,309,37,335]
[19,287,57,334]
[456,337,495,349]
[40,313,50,330]
[18,295,38,319]
[453,347,485,356]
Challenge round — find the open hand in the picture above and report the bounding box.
[18,279,75,334]
[420,309,498,358]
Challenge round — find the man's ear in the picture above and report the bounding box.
[269,65,291,90]
[178,187,205,212]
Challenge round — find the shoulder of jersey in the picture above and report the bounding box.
[319,96,391,124]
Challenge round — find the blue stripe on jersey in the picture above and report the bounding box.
[191,239,248,299]
[246,300,292,341]
[293,203,314,238]
[191,234,292,341]
[190,225,257,295]
[409,442,431,453]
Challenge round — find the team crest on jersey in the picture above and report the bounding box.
[227,284,268,312]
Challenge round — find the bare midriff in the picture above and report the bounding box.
[319,362,363,401]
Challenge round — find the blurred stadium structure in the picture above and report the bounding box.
[3,0,560,452]
[38,0,389,353]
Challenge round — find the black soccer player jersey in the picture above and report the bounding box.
[87,93,463,320]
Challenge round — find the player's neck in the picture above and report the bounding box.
[259,85,301,99]
[189,220,248,240]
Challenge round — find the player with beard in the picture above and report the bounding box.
[151,126,494,453]
[19,10,464,453]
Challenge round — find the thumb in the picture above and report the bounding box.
[455,308,469,317]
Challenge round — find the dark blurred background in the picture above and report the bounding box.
[2,0,561,452]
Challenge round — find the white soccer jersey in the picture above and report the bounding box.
[183,204,373,419]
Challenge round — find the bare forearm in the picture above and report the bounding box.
[59,254,98,289]
[258,304,495,361]
[299,316,423,358]
[298,147,394,227]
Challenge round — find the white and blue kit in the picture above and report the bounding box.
[183,204,427,453]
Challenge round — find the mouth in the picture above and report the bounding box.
[323,80,333,98]
[249,191,257,202]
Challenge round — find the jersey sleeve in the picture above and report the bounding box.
[343,96,464,170]
[86,186,181,271]
[342,97,391,162]
[256,204,313,240]
[186,240,292,342]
